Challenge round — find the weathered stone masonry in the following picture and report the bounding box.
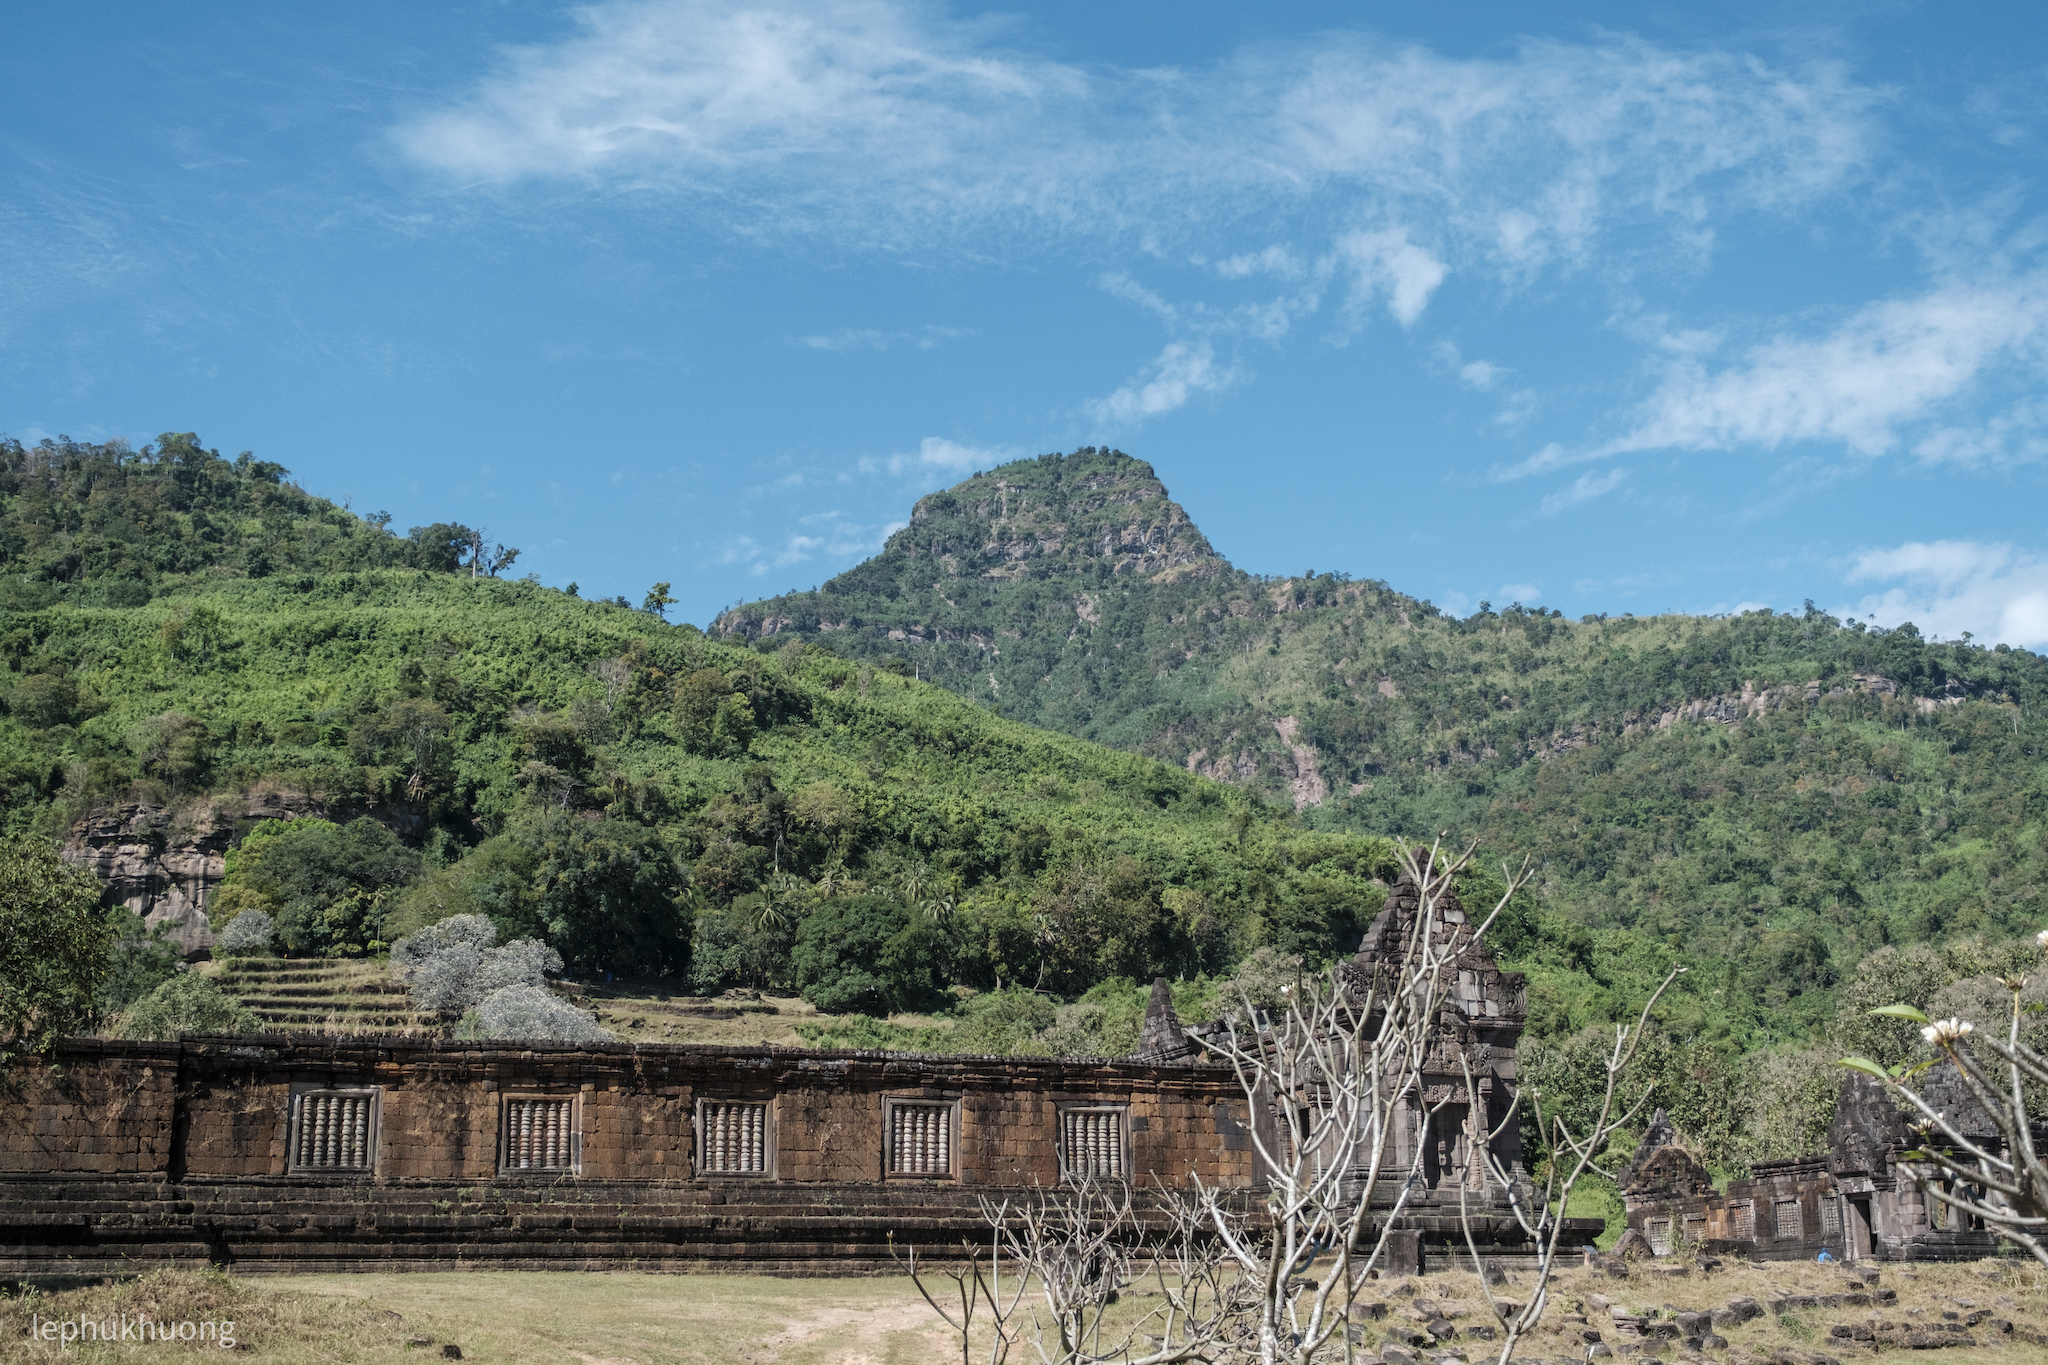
[0,1037,1259,1277]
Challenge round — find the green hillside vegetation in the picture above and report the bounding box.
[720,450,2048,1048]
[0,435,1448,1016]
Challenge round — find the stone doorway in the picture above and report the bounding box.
[1845,1194,1874,1260]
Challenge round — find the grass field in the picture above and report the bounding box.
[5,1256,2042,1364]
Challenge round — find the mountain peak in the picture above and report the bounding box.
[865,447,1225,587]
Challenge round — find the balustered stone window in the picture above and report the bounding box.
[886,1099,957,1177]
[288,1088,379,1173]
[1728,1200,1755,1240]
[1059,1105,1128,1181]
[1774,1197,1806,1240]
[1645,1217,1673,1255]
[500,1095,580,1174]
[697,1098,773,1176]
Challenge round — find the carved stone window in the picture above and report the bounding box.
[1645,1217,1673,1256]
[886,1100,957,1177]
[501,1095,580,1174]
[1820,1195,1843,1242]
[1774,1197,1806,1240]
[1682,1212,1707,1245]
[1728,1200,1755,1240]
[1059,1106,1128,1181]
[289,1089,378,1173]
[697,1099,772,1176]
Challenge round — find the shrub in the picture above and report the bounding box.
[116,973,259,1039]
[215,910,276,957]
[390,915,563,1014]
[1038,979,1148,1059]
[391,913,498,974]
[454,984,613,1044]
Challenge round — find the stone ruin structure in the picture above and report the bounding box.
[0,872,1598,1277]
[1619,1069,2036,1263]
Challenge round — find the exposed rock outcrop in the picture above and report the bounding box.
[1271,716,1329,809]
[62,789,329,957]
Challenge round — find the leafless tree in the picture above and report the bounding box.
[1844,938,2048,1267]
[894,1177,1250,1365]
[906,838,1682,1365]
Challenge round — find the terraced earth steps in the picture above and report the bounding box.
[570,980,825,1048]
[206,958,443,1035]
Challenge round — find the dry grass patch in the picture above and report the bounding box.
[5,1270,959,1365]
[9,1259,2041,1363]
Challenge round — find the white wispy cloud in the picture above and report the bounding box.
[393,2,1877,279]
[1214,246,1304,279]
[1843,539,2048,647]
[797,324,970,351]
[1494,270,2048,478]
[858,435,1015,476]
[1086,342,1237,426]
[1333,227,1447,327]
[393,2,1917,466]
[799,328,889,350]
[1613,277,2048,459]
[1538,466,1627,516]
[1458,358,1507,390]
[1097,273,1178,323]
[717,508,908,575]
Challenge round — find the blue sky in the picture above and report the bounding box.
[7,2,2048,645]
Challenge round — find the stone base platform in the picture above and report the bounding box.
[0,1176,1597,1280]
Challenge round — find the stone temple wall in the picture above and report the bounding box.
[1616,1074,2017,1264]
[0,1035,1260,1277]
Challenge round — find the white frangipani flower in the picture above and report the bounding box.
[1921,1017,1974,1047]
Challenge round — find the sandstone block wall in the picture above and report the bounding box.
[2,1037,1255,1189]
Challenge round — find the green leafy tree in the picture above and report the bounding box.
[223,818,421,958]
[407,522,478,572]
[642,581,676,619]
[525,817,690,978]
[0,837,114,1060]
[792,893,949,1015]
[99,914,185,1016]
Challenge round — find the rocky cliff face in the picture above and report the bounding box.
[63,790,328,957]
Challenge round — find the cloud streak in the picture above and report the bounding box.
[1537,466,1628,516]
[394,1,1879,282]
[1611,276,2048,460]
[1087,342,1237,426]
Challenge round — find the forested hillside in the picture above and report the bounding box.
[0,434,1439,1023]
[7,432,2044,1177]
[722,449,2048,1042]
